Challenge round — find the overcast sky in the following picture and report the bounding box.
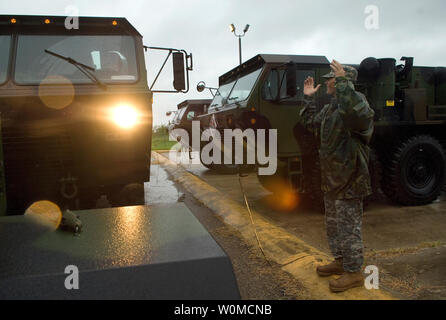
[1,0,446,125]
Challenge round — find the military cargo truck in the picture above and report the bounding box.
[168,98,248,173]
[167,99,211,139]
[197,54,446,206]
[0,15,241,300]
[166,99,211,164]
[0,15,192,213]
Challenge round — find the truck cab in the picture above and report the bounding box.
[197,54,330,198]
[0,15,153,213]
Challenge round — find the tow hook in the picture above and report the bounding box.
[60,209,82,235]
[60,173,78,199]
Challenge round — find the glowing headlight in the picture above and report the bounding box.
[112,105,138,128]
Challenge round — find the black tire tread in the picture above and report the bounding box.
[365,149,384,205]
[381,134,445,206]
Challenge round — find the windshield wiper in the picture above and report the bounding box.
[44,49,107,90]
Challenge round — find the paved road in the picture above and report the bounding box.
[158,151,446,299]
[147,156,310,299]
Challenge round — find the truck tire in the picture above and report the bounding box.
[382,135,446,205]
[199,140,255,174]
[364,149,384,205]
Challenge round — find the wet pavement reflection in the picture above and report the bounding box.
[144,156,184,205]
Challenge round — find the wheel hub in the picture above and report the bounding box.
[414,164,427,178]
[407,152,434,189]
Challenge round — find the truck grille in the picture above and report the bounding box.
[2,127,74,211]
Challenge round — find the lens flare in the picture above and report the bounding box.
[38,75,74,110]
[25,200,62,230]
[112,105,138,128]
[263,179,300,211]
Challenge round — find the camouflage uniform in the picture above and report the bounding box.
[298,66,374,272]
[323,195,364,272]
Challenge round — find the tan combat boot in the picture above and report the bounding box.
[329,271,364,293]
[316,259,344,277]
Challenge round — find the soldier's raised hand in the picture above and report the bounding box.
[330,60,346,78]
[303,76,321,96]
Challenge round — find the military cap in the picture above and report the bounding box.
[322,65,358,82]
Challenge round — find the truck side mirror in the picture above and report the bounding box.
[146,46,192,93]
[197,81,206,92]
[286,62,297,97]
[187,111,195,120]
[173,52,186,91]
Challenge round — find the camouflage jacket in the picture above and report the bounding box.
[298,77,375,199]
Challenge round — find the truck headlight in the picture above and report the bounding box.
[112,105,138,128]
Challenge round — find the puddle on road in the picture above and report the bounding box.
[144,164,183,205]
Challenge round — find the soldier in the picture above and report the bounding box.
[299,60,375,292]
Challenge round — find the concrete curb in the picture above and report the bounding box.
[153,151,395,300]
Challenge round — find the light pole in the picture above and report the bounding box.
[230,23,250,65]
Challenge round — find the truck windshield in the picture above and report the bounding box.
[176,107,187,121]
[15,35,138,85]
[0,36,11,84]
[210,68,262,109]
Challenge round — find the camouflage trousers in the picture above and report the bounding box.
[324,194,364,272]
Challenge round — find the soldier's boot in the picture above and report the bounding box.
[316,258,344,277]
[329,271,364,293]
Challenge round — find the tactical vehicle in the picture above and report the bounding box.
[0,15,193,213]
[166,98,246,172]
[197,54,446,206]
[166,99,211,160]
[0,15,240,300]
[167,99,211,139]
